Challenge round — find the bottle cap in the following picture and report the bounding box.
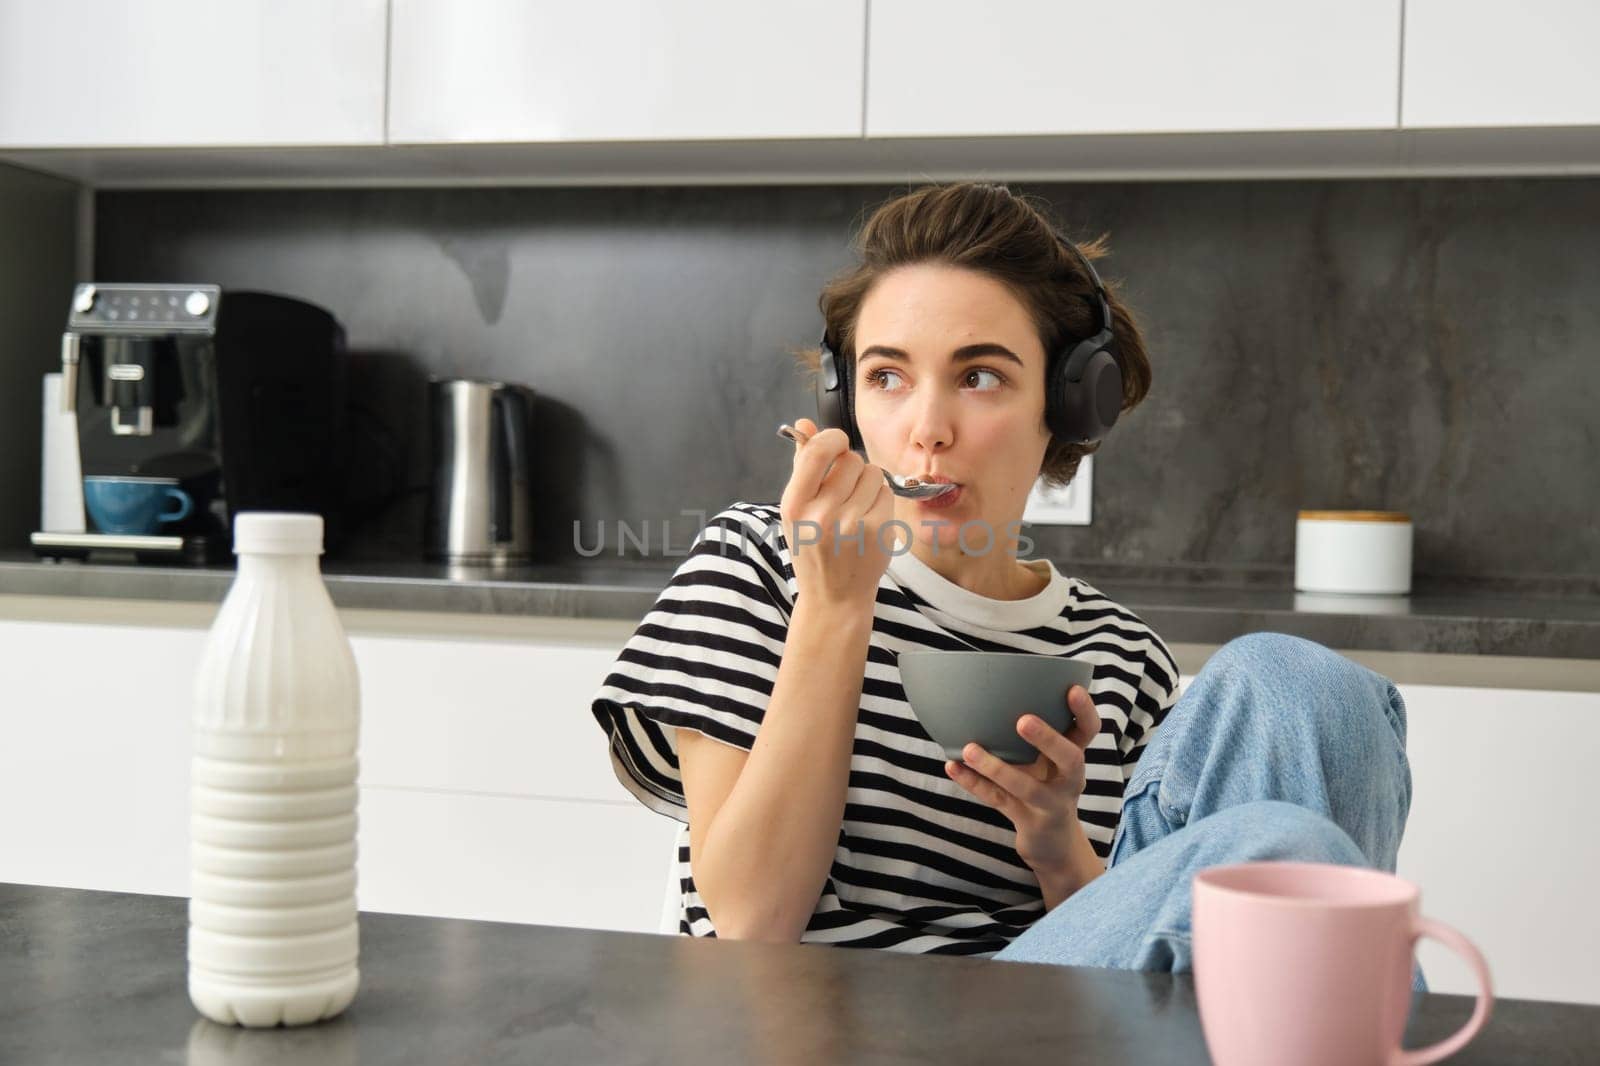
[232,512,325,556]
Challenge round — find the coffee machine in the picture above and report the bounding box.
[31,283,347,564]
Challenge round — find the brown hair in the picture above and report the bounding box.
[795,182,1153,488]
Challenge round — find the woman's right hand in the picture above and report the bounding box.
[778,417,896,612]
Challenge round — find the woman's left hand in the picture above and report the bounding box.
[944,684,1103,879]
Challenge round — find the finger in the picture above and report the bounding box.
[785,425,853,503]
[1016,714,1085,779]
[813,447,866,512]
[825,476,885,560]
[786,450,865,553]
[867,479,899,550]
[1064,685,1102,748]
[840,461,887,524]
[961,742,1048,809]
[782,418,820,449]
[944,759,1017,816]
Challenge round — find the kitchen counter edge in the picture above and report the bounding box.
[4,557,1600,668]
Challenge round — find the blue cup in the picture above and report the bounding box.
[83,476,194,535]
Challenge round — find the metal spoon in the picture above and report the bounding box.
[776,424,958,500]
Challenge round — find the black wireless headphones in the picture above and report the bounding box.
[815,236,1124,451]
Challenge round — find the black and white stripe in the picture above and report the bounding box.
[592,502,1180,956]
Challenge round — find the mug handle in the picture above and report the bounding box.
[159,487,193,525]
[1393,916,1494,1066]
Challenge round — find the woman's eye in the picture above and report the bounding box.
[964,368,1004,390]
[864,367,904,391]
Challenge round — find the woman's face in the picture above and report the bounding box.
[853,263,1051,557]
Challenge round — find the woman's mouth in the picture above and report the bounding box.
[912,482,963,509]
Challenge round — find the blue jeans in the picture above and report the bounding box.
[994,632,1417,984]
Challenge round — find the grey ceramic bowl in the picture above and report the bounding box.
[898,651,1094,764]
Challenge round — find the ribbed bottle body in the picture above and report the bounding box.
[188,519,361,1028]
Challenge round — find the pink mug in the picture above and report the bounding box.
[1193,862,1492,1066]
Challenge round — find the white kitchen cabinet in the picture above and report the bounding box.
[1394,682,1600,1005]
[351,630,681,932]
[354,632,638,803]
[0,0,387,148]
[387,0,866,144]
[361,787,675,933]
[0,618,202,897]
[1402,1,1600,128]
[865,0,1402,137]
[0,608,677,936]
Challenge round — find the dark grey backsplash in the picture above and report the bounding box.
[94,179,1600,587]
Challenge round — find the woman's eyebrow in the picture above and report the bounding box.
[858,343,1024,366]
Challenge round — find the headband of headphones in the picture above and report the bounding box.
[816,235,1125,450]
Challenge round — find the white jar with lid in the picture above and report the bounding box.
[188,512,361,1027]
[1294,510,1413,595]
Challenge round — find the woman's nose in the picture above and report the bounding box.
[908,395,954,452]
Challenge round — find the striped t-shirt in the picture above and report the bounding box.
[592,501,1180,955]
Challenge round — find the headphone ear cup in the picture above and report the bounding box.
[815,362,847,433]
[1047,344,1123,444]
[814,342,863,449]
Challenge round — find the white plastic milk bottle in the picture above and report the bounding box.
[188,512,361,1027]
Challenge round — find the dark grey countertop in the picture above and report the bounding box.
[4,882,1597,1065]
[3,552,1600,659]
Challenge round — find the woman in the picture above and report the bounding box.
[592,182,1412,969]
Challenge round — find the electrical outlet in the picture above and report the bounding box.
[1023,454,1092,525]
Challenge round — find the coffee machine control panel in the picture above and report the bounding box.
[68,283,219,332]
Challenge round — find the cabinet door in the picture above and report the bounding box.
[1395,682,1600,1005]
[360,787,679,934]
[1402,1,1600,127]
[387,0,866,143]
[355,630,635,803]
[0,0,387,148]
[0,617,201,896]
[866,0,1401,137]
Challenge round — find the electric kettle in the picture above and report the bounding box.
[425,378,533,565]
